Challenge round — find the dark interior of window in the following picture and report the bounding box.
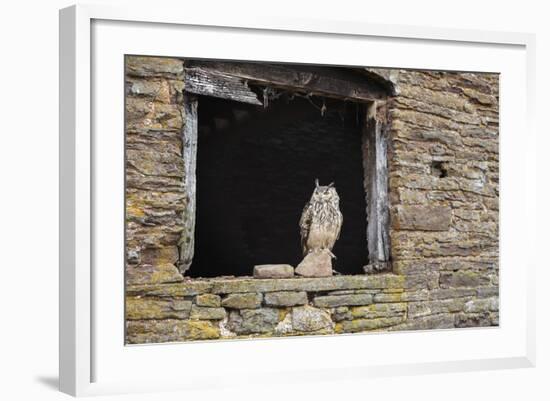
[189,94,369,277]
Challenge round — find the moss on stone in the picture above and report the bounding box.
[126,319,220,343]
[190,305,226,320]
[126,297,191,320]
[350,303,407,319]
[335,317,404,333]
[195,294,221,307]
[221,293,263,309]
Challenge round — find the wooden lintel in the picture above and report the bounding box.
[184,67,262,105]
[187,60,389,102]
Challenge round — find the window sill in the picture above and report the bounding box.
[127,273,405,296]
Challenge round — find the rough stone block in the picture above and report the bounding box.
[125,98,183,130]
[126,297,192,320]
[408,299,466,319]
[313,293,373,308]
[126,319,219,344]
[228,308,279,334]
[190,305,226,320]
[393,205,452,231]
[195,294,221,307]
[404,272,440,290]
[439,271,491,288]
[126,263,183,286]
[388,313,455,331]
[126,280,213,297]
[335,316,404,333]
[332,307,352,322]
[221,293,262,309]
[463,297,498,313]
[291,306,334,332]
[140,246,179,266]
[400,290,430,302]
[373,292,403,303]
[476,286,499,298]
[350,303,407,319]
[264,291,308,307]
[126,77,172,103]
[125,56,184,78]
[455,312,495,328]
[427,288,477,300]
[295,250,333,277]
[253,264,294,279]
[126,148,184,177]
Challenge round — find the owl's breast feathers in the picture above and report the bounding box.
[299,199,342,255]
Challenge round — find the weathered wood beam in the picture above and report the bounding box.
[188,60,389,102]
[362,101,391,273]
[184,67,262,105]
[178,94,198,274]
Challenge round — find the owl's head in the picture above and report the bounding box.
[311,179,339,204]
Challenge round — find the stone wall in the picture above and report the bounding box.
[125,56,499,343]
[386,69,499,330]
[125,56,187,285]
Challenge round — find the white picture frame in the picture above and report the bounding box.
[59,4,536,397]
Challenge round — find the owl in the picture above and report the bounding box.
[299,179,343,258]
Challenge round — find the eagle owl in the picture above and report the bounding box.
[299,179,343,257]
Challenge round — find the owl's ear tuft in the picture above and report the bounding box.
[315,178,319,188]
[328,182,334,187]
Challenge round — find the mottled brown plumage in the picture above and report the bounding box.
[299,179,343,257]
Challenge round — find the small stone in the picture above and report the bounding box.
[264,291,308,307]
[253,264,294,278]
[274,311,293,335]
[219,316,237,338]
[295,250,333,278]
[332,307,352,322]
[190,305,226,320]
[195,294,221,307]
[292,306,334,332]
[221,293,262,309]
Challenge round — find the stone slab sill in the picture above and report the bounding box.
[127,273,406,297]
